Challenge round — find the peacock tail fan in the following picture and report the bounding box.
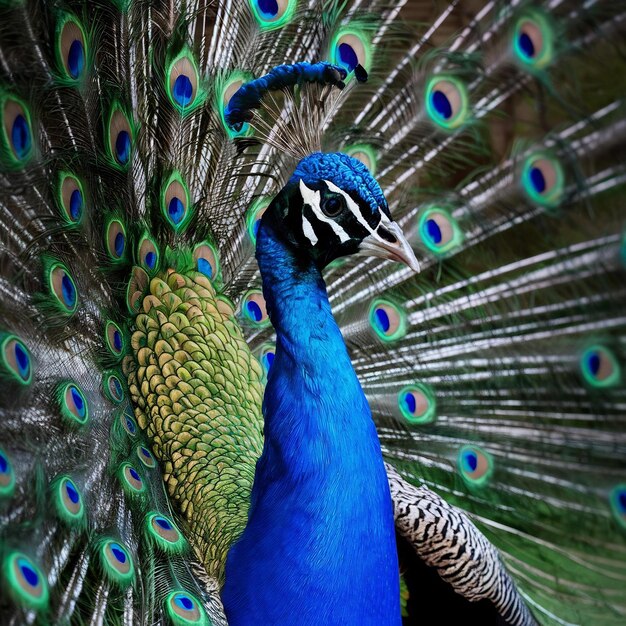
[0,0,624,625]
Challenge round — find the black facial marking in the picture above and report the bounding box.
[377,225,397,244]
[344,188,381,231]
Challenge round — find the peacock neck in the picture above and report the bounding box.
[256,222,347,371]
[222,213,400,626]
[255,220,372,462]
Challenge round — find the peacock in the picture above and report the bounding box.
[0,0,624,625]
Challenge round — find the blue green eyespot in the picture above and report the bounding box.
[138,235,159,272]
[1,334,32,385]
[166,49,200,112]
[418,207,463,255]
[105,320,125,358]
[425,76,469,130]
[53,476,84,524]
[119,462,145,495]
[521,152,564,208]
[330,28,371,75]
[58,173,85,224]
[57,382,89,425]
[398,384,437,425]
[219,73,252,137]
[580,345,621,388]
[3,552,48,610]
[369,299,407,342]
[0,447,16,497]
[165,590,209,626]
[259,343,276,377]
[48,261,78,314]
[103,372,125,403]
[1,95,33,165]
[162,171,192,231]
[107,105,133,167]
[248,0,296,31]
[458,445,493,487]
[57,14,88,80]
[120,408,137,437]
[241,290,269,325]
[513,11,554,70]
[146,513,186,552]
[246,198,271,245]
[137,445,156,469]
[193,242,220,281]
[106,219,126,261]
[98,539,134,585]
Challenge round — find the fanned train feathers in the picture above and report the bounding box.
[0,0,625,625]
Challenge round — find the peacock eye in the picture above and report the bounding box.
[513,11,553,69]
[99,539,134,585]
[321,194,345,218]
[54,476,84,523]
[458,445,493,488]
[5,552,49,610]
[0,447,16,497]
[166,590,207,624]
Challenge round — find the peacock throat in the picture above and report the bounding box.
[223,198,402,625]
[123,267,264,580]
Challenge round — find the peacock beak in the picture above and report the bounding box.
[358,219,421,273]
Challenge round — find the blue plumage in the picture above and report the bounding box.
[223,154,403,625]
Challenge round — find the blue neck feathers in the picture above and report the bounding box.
[222,219,400,626]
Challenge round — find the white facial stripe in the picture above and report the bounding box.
[302,214,318,245]
[379,211,393,226]
[324,180,376,235]
[299,180,350,243]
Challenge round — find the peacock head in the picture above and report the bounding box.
[263,152,420,272]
